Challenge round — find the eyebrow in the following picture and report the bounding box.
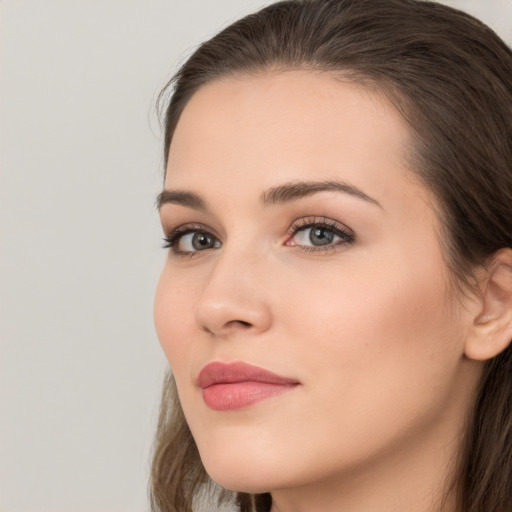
[156,190,207,211]
[261,180,381,207]
[156,179,381,210]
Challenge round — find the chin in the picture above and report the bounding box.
[197,442,290,494]
[203,460,273,494]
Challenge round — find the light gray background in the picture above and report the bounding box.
[1,1,511,511]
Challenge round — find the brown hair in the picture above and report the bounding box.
[150,1,512,511]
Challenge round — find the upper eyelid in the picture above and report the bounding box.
[164,222,220,238]
[288,216,354,236]
[164,217,354,253]
[164,216,351,236]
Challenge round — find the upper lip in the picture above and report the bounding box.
[197,361,300,389]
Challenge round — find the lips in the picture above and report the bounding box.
[197,361,300,411]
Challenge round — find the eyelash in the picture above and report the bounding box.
[162,223,216,259]
[162,217,355,259]
[285,217,354,254]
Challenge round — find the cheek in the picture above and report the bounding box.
[280,247,462,431]
[154,268,197,371]
[286,230,457,361]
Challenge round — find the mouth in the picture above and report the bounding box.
[197,361,301,411]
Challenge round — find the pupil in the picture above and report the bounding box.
[192,233,213,250]
[310,227,334,246]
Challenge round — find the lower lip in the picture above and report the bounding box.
[202,381,298,411]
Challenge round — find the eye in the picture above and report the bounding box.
[285,217,354,252]
[163,224,221,257]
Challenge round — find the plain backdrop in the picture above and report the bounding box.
[1,1,511,511]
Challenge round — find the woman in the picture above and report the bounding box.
[151,1,512,511]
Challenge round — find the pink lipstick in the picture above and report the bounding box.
[197,361,300,411]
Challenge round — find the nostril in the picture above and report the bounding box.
[231,320,252,328]
[202,320,252,335]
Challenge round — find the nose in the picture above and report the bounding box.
[194,247,273,338]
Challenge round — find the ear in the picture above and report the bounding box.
[465,248,512,361]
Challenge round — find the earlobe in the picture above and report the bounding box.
[465,249,512,361]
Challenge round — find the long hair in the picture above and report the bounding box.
[150,1,512,511]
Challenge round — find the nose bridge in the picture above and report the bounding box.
[194,238,272,336]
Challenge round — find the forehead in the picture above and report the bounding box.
[166,70,420,209]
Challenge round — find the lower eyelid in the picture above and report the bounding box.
[292,243,350,254]
[163,219,354,257]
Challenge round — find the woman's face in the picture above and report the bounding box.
[154,71,481,496]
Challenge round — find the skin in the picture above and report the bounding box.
[154,71,485,512]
